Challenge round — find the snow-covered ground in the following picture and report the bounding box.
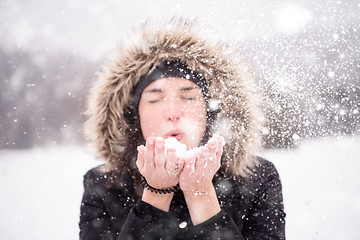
[261,135,360,240]
[0,135,359,240]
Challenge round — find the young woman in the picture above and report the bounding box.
[79,18,286,240]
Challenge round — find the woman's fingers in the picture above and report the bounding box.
[215,137,224,164]
[154,138,166,169]
[195,147,208,172]
[207,138,220,170]
[144,137,155,170]
[177,158,186,173]
[136,145,145,172]
[165,148,178,174]
[182,157,195,175]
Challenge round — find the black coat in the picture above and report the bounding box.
[79,157,286,240]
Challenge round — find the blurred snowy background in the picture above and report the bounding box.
[0,0,359,239]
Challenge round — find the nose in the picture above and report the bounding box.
[167,112,180,121]
[164,97,182,121]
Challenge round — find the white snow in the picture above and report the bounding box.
[208,99,221,111]
[164,134,225,160]
[138,134,226,161]
[260,134,360,240]
[164,137,189,159]
[0,135,359,240]
[0,146,100,240]
[274,3,312,33]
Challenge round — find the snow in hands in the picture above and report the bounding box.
[137,134,225,162]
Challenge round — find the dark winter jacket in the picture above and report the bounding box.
[79,157,286,240]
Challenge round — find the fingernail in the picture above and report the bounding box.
[147,138,155,145]
[208,140,217,148]
[168,151,174,157]
[157,140,164,149]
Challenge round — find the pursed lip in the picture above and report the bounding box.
[165,129,184,141]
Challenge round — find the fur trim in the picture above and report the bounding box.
[84,18,263,179]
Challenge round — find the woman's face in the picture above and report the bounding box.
[138,77,207,149]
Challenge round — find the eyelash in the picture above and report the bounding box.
[148,97,196,103]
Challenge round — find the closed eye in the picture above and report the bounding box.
[183,97,195,101]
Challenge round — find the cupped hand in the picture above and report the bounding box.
[178,136,223,194]
[136,137,185,190]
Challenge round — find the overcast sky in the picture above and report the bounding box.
[1,0,359,61]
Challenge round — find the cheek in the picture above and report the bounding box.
[192,108,207,129]
[184,103,207,135]
[182,111,207,148]
[139,109,160,139]
[192,102,207,127]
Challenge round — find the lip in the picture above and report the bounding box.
[165,129,184,141]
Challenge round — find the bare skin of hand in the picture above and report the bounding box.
[178,136,223,193]
[179,136,224,225]
[136,137,185,212]
[136,135,224,221]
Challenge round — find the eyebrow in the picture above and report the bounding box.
[143,86,199,94]
[179,86,199,92]
[143,88,163,93]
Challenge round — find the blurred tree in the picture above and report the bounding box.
[0,46,98,149]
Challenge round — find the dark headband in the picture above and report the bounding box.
[129,61,208,121]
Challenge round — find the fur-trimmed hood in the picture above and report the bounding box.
[84,18,262,179]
